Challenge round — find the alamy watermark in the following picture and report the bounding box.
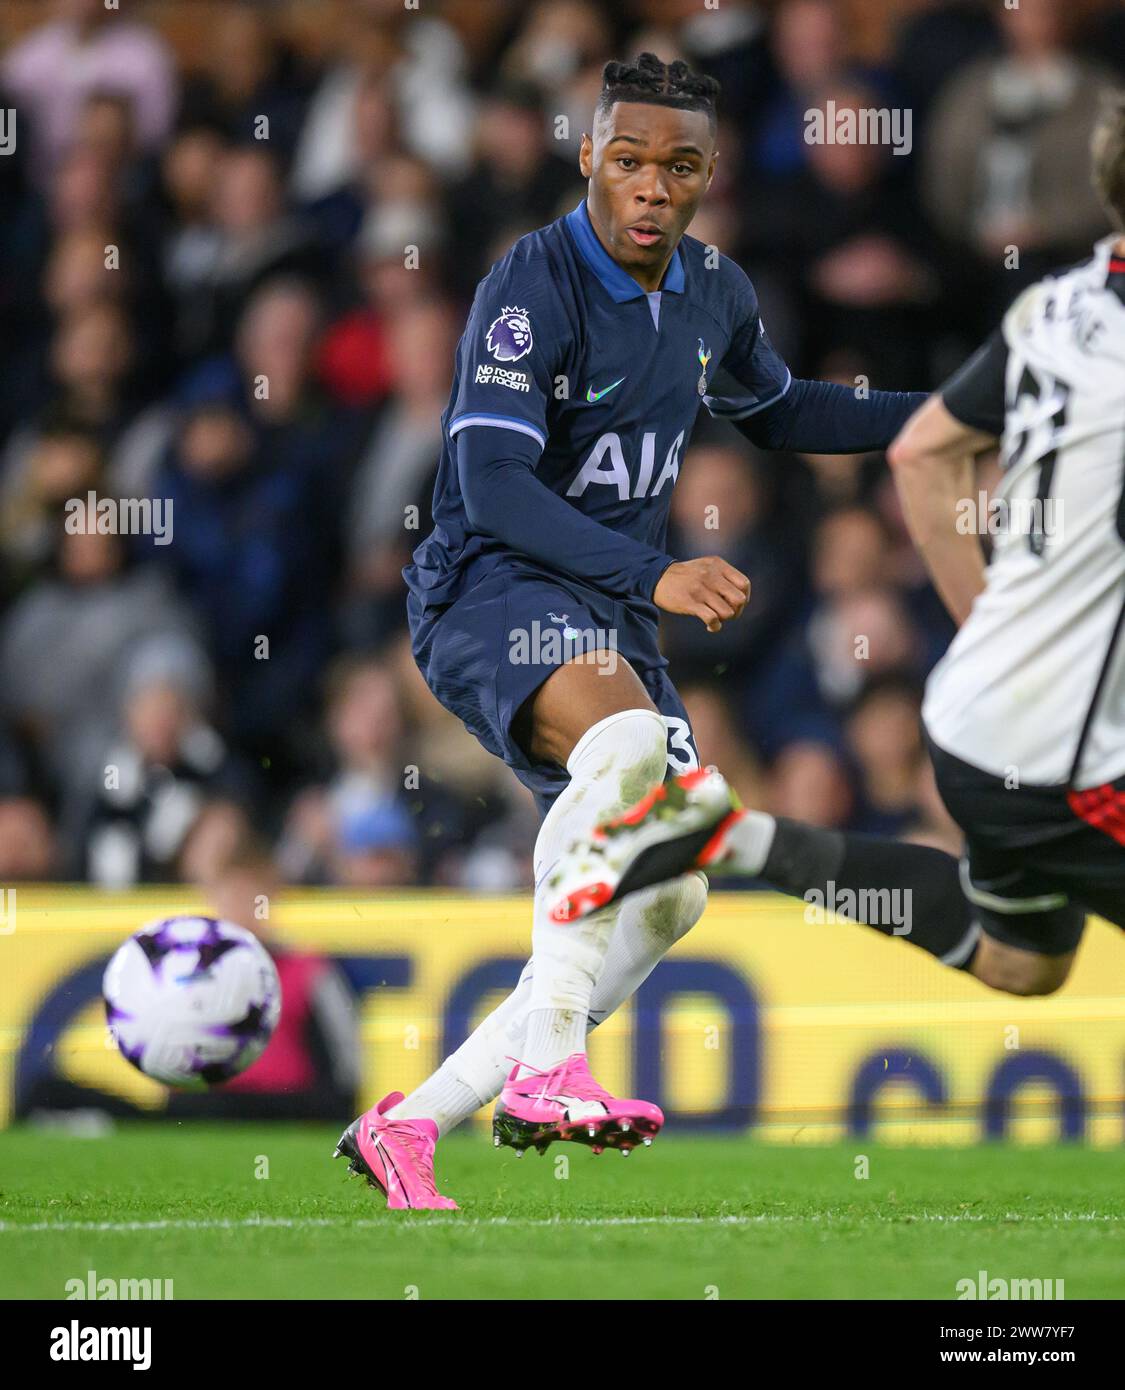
[804,101,912,157]
[955,492,1064,542]
[956,1269,1065,1300]
[50,1322,152,1370]
[508,615,619,676]
[804,881,912,934]
[65,1269,173,1301]
[64,492,173,545]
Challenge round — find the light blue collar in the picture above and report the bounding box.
[565,198,685,302]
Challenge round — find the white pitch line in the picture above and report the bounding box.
[0,1212,1119,1234]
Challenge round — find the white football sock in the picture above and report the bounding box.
[387,960,534,1131]
[385,1063,484,1133]
[389,873,708,1133]
[586,871,708,1026]
[522,1006,586,1068]
[521,707,669,1071]
[713,808,777,877]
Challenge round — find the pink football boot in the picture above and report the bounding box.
[493,1054,664,1156]
[334,1092,458,1210]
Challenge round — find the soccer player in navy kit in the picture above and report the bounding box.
[334,54,927,1209]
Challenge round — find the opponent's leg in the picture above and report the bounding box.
[549,772,1084,996]
[725,813,1079,995]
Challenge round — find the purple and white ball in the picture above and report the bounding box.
[103,916,281,1089]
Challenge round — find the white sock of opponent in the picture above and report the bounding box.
[388,871,707,1132]
[519,707,670,1072]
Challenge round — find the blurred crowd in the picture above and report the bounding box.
[1,0,1122,893]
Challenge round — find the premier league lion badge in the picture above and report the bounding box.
[486,305,533,362]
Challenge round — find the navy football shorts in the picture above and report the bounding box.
[409,568,700,817]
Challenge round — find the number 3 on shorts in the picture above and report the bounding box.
[663,716,700,774]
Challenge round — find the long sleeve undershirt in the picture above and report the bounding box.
[455,426,674,602]
[737,378,928,454]
[455,381,927,598]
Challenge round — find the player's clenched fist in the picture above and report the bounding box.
[653,557,751,632]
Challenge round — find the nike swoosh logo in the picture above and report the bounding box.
[585,377,626,403]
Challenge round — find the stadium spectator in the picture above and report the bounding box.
[296,74,400,252]
[746,0,851,182]
[0,520,207,790]
[500,1,614,104]
[443,80,581,296]
[769,740,853,828]
[279,655,422,887]
[66,665,257,887]
[811,504,891,598]
[167,829,362,1123]
[344,297,457,647]
[922,0,1118,324]
[680,682,770,810]
[0,796,56,880]
[175,797,255,886]
[148,385,339,769]
[747,76,941,385]
[176,4,309,161]
[171,142,322,361]
[42,298,139,444]
[289,2,474,200]
[383,631,536,888]
[0,421,103,592]
[890,0,1001,139]
[331,798,421,888]
[843,673,931,836]
[808,585,924,707]
[314,155,449,410]
[2,0,178,181]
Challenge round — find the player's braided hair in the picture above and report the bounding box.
[596,52,720,134]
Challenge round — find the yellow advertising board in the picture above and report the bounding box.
[3,886,1124,1142]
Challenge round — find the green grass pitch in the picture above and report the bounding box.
[2,1126,1123,1300]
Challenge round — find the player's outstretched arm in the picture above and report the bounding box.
[887,394,996,627]
[704,267,927,455]
[735,377,928,455]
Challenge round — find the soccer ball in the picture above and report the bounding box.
[103,916,282,1088]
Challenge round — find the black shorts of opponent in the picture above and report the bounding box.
[928,736,1125,955]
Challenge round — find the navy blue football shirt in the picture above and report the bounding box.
[405,198,793,615]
